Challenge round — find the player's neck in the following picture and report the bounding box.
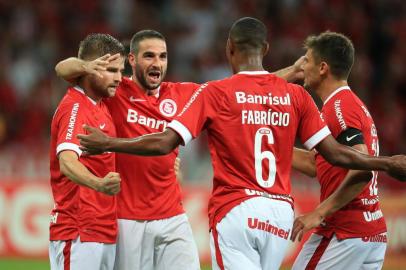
[317,78,348,103]
[78,80,102,103]
[131,76,159,96]
[234,54,265,73]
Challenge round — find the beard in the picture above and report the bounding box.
[135,65,164,91]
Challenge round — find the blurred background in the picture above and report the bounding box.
[0,0,405,269]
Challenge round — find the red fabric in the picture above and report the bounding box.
[104,77,199,220]
[171,72,328,228]
[305,236,332,270]
[49,87,117,243]
[212,226,225,270]
[63,240,72,270]
[315,88,386,239]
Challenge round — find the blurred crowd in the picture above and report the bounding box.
[0,0,405,181]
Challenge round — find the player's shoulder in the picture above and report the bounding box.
[162,81,200,92]
[120,76,132,86]
[56,87,89,114]
[115,76,133,94]
[326,87,364,109]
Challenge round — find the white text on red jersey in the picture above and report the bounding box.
[235,92,291,106]
[127,109,167,131]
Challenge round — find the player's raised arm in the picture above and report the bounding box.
[55,53,121,84]
[78,124,182,156]
[315,135,406,181]
[59,150,121,195]
[272,56,305,83]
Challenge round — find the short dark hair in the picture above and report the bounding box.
[130,30,166,54]
[78,33,125,60]
[229,17,267,52]
[304,31,354,79]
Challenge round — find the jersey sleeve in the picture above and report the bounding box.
[325,94,363,137]
[294,85,331,149]
[168,82,220,145]
[55,102,86,157]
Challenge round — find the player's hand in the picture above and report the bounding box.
[77,125,111,153]
[174,157,181,175]
[387,155,406,182]
[82,53,121,78]
[97,172,121,195]
[292,56,305,81]
[290,211,325,242]
[174,157,182,181]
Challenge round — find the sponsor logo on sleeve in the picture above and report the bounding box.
[334,100,347,130]
[65,103,80,140]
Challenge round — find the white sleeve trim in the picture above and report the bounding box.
[303,126,331,150]
[56,142,82,157]
[167,120,193,145]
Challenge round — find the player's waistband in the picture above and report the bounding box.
[244,188,294,208]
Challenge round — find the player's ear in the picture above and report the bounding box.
[262,42,269,57]
[319,61,329,76]
[128,52,136,66]
[227,38,234,56]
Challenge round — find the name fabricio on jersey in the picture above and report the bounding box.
[236,91,291,127]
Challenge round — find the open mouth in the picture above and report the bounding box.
[147,70,161,84]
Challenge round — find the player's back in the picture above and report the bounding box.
[175,71,328,227]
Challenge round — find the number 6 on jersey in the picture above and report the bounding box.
[255,127,276,188]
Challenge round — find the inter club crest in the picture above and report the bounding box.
[159,99,177,117]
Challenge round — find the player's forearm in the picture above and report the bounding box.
[59,154,101,190]
[317,136,390,172]
[272,65,299,83]
[314,170,372,218]
[292,147,317,177]
[106,131,179,156]
[55,57,86,81]
[331,145,389,171]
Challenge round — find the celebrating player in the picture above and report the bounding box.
[55,27,303,269]
[49,34,124,270]
[290,32,399,269]
[77,18,406,270]
[56,30,201,270]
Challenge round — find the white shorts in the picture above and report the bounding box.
[292,233,387,270]
[210,197,294,270]
[114,213,200,270]
[49,236,116,270]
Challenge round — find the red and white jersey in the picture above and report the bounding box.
[49,86,117,243]
[168,71,330,228]
[315,86,386,239]
[104,77,199,220]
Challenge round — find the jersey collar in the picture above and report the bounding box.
[73,86,97,105]
[324,86,351,105]
[238,71,269,75]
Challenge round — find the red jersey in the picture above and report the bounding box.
[168,71,329,228]
[104,77,199,220]
[49,86,117,243]
[315,86,386,239]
